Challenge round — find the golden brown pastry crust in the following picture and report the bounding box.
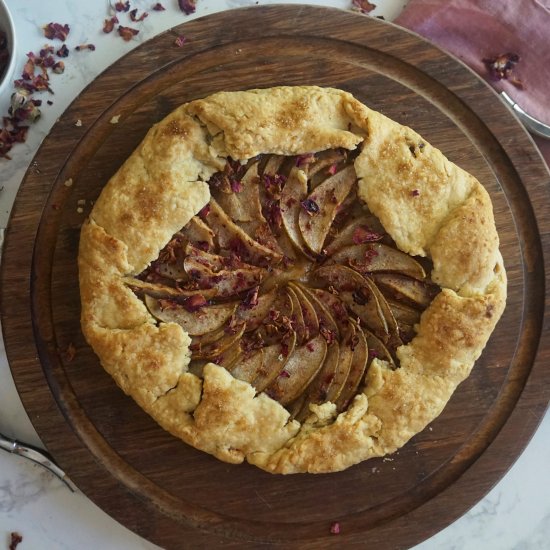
[79,86,507,474]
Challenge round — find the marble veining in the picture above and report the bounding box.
[0,0,548,548]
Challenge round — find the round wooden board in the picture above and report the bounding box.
[2,5,550,549]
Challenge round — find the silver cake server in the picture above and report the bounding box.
[500,91,550,139]
[0,432,77,492]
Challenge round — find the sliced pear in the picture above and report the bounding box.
[144,294,236,336]
[286,286,308,344]
[230,347,267,384]
[185,216,215,250]
[295,341,340,422]
[214,162,264,223]
[322,324,355,403]
[235,286,278,332]
[155,262,188,282]
[125,278,218,300]
[364,328,395,368]
[280,167,311,257]
[192,323,246,360]
[262,155,285,177]
[335,321,369,412]
[289,283,319,338]
[329,243,426,280]
[308,288,350,335]
[183,255,265,297]
[387,299,422,325]
[215,345,243,370]
[190,325,229,352]
[307,149,347,179]
[205,198,282,265]
[372,273,440,310]
[324,215,385,256]
[265,335,327,406]
[368,278,402,349]
[298,165,356,254]
[312,265,388,340]
[252,333,298,392]
[259,290,294,345]
[292,283,339,339]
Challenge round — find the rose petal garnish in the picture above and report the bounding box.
[174,35,187,47]
[352,225,383,244]
[352,0,376,14]
[411,189,420,197]
[43,22,71,41]
[152,3,166,10]
[118,26,140,41]
[114,1,131,12]
[295,152,315,167]
[178,0,196,14]
[230,178,243,193]
[56,44,69,57]
[75,44,96,51]
[130,9,149,22]
[103,16,119,34]
[52,61,65,74]
[482,52,523,89]
[183,294,208,312]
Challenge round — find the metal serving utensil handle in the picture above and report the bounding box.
[0,432,77,492]
[500,91,550,139]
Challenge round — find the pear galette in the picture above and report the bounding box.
[79,86,506,474]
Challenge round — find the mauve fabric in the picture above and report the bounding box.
[395,0,550,167]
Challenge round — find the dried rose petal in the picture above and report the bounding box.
[483,52,523,89]
[174,35,187,47]
[75,44,96,51]
[301,198,320,215]
[183,294,208,312]
[52,61,65,74]
[352,225,383,244]
[263,173,286,197]
[153,3,166,10]
[242,286,260,309]
[115,0,131,12]
[178,0,196,14]
[118,26,140,41]
[295,152,315,167]
[56,44,69,57]
[130,9,149,22]
[39,45,54,57]
[43,22,71,41]
[9,532,23,550]
[103,16,119,34]
[230,178,243,193]
[198,203,210,218]
[411,189,420,197]
[279,370,290,378]
[352,0,376,14]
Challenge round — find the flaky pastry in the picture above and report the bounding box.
[79,86,506,473]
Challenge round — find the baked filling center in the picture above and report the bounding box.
[131,148,441,419]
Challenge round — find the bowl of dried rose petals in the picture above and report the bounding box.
[0,0,16,98]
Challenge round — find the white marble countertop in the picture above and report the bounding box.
[0,0,548,548]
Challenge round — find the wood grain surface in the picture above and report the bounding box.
[2,5,550,549]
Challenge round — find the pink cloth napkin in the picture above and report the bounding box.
[395,0,550,167]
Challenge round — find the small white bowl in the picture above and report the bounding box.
[0,0,17,100]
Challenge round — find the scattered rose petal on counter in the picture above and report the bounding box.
[103,16,119,33]
[351,0,377,14]
[42,22,71,41]
[178,0,196,15]
[56,44,69,57]
[118,25,140,41]
[130,9,149,22]
[75,43,96,51]
[152,2,166,10]
[114,0,131,12]
[174,35,187,47]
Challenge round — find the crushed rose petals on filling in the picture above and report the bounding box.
[129,148,441,417]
